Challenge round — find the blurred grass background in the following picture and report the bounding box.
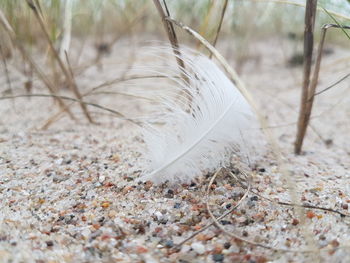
[0,0,349,104]
[1,0,349,49]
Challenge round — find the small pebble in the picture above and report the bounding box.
[81,228,91,238]
[191,242,206,254]
[46,240,54,247]
[159,218,168,224]
[306,211,316,219]
[212,254,224,262]
[154,211,163,220]
[319,235,326,240]
[292,218,300,225]
[165,189,174,198]
[220,220,231,225]
[331,239,340,247]
[90,230,102,240]
[164,240,174,248]
[52,174,68,183]
[223,242,231,249]
[101,201,110,208]
[54,158,64,165]
[99,175,105,183]
[250,196,259,201]
[258,168,266,173]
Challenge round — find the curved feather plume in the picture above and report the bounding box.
[139,46,256,184]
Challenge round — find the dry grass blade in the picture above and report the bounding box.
[0,94,141,126]
[87,75,178,94]
[295,0,317,155]
[295,21,350,154]
[152,0,183,69]
[307,24,332,103]
[40,102,76,130]
[64,51,94,123]
[236,178,350,218]
[153,0,197,113]
[25,0,93,123]
[277,200,349,218]
[314,72,350,97]
[152,0,190,96]
[40,74,168,130]
[0,8,76,120]
[322,8,350,39]
[0,42,12,95]
[209,0,228,59]
[302,24,349,141]
[84,91,154,101]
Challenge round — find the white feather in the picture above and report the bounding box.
[139,46,256,184]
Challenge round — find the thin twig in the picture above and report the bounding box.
[313,72,350,97]
[295,0,317,154]
[295,22,350,154]
[88,75,178,94]
[322,8,350,39]
[233,172,350,218]
[309,25,350,99]
[302,24,331,139]
[278,201,349,218]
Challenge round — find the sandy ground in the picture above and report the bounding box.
[0,37,350,263]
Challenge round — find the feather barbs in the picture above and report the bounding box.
[137,46,256,184]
